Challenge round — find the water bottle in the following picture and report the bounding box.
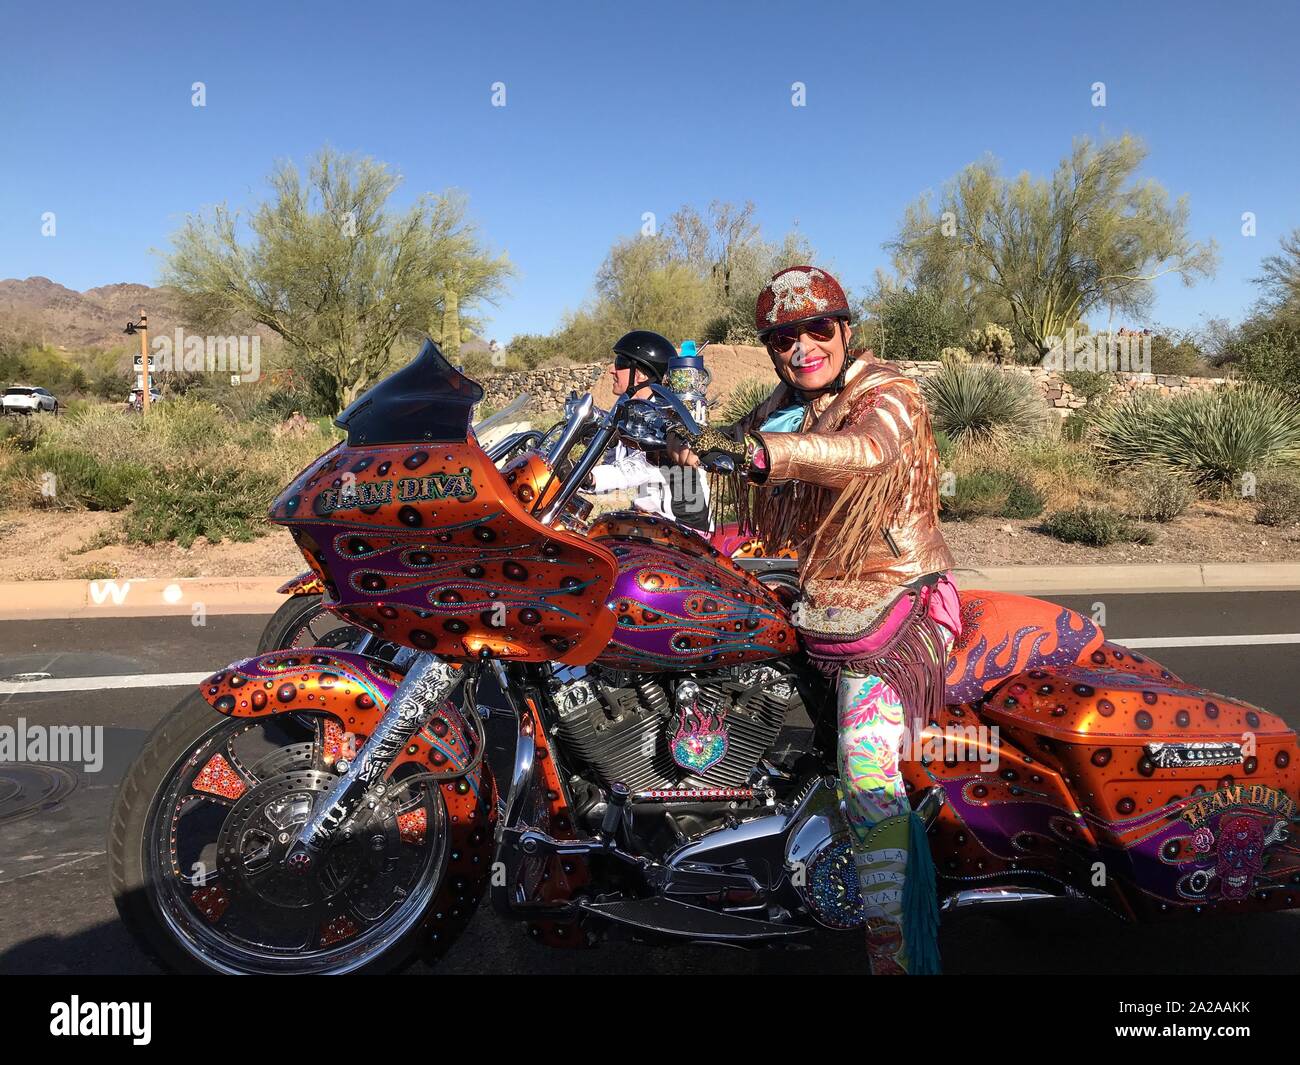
[667,340,711,427]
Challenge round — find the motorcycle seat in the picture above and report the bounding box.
[944,589,1105,704]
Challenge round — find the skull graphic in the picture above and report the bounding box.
[1216,814,1265,899]
[766,268,829,324]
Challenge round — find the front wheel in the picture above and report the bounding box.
[257,593,370,654]
[108,690,491,973]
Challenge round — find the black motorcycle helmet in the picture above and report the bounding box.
[612,330,675,389]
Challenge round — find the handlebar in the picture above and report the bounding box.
[534,384,704,527]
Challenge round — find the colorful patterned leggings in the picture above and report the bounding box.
[836,626,954,974]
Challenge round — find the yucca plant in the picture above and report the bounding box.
[1090,384,1300,489]
[719,378,776,425]
[921,362,1050,442]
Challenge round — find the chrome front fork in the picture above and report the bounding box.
[286,653,465,866]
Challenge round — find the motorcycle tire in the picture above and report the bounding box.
[108,690,490,974]
[256,593,367,655]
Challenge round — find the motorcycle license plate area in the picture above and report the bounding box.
[984,666,1300,913]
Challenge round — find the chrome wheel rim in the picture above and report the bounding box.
[146,712,448,974]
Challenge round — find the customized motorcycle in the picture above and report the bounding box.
[109,339,1300,974]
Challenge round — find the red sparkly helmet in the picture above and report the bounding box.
[754,265,851,339]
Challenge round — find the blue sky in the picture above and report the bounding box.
[2,0,1297,342]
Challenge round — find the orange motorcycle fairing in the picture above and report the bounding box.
[589,511,796,673]
[589,511,756,579]
[276,571,326,597]
[268,437,619,666]
[196,648,497,945]
[499,451,564,514]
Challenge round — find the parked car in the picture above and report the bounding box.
[2,385,58,415]
[126,387,162,411]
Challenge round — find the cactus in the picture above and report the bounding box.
[966,323,1016,364]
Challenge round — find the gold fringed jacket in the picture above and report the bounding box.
[727,355,958,724]
[734,355,955,604]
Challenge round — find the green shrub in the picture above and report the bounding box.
[1121,464,1194,522]
[868,288,965,361]
[1003,477,1047,518]
[0,399,340,548]
[1090,384,1300,489]
[1004,433,1108,506]
[1254,469,1300,527]
[720,378,776,425]
[507,333,566,370]
[942,468,1045,521]
[922,362,1050,442]
[1234,323,1300,397]
[18,446,149,509]
[0,416,46,453]
[1061,410,1089,442]
[1041,505,1155,546]
[123,464,280,547]
[1149,332,1208,376]
[934,429,955,465]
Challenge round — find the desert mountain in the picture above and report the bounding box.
[0,277,248,351]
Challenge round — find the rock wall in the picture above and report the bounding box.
[478,350,1231,418]
[478,363,605,414]
[887,360,1231,412]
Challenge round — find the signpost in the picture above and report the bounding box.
[123,311,151,414]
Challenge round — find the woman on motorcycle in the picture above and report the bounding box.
[670,266,959,974]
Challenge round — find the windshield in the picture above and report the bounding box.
[335,339,484,446]
[4,388,33,396]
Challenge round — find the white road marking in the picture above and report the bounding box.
[1114,633,1300,649]
[1,632,1298,694]
[0,851,105,885]
[0,671,209,694]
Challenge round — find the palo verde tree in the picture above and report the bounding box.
[666,201,815,343]
[163,148,511,410]
[1255,227,1300,325]
[886,135,1218,358]
[547,200,815,361]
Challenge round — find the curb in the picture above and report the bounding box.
[1,564,1299,621]
[0,577,285,620]
[961,563,1300,595]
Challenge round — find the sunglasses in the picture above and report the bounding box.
[763,316,843,353]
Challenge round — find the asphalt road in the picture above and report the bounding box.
[2,590,1299,975]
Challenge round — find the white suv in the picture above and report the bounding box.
[2,386,59,415]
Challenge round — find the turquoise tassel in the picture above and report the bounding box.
[903,810,942,975]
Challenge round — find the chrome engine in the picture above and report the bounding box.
[550,663,800,792]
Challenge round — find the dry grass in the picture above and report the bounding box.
[945,429,1115,512]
